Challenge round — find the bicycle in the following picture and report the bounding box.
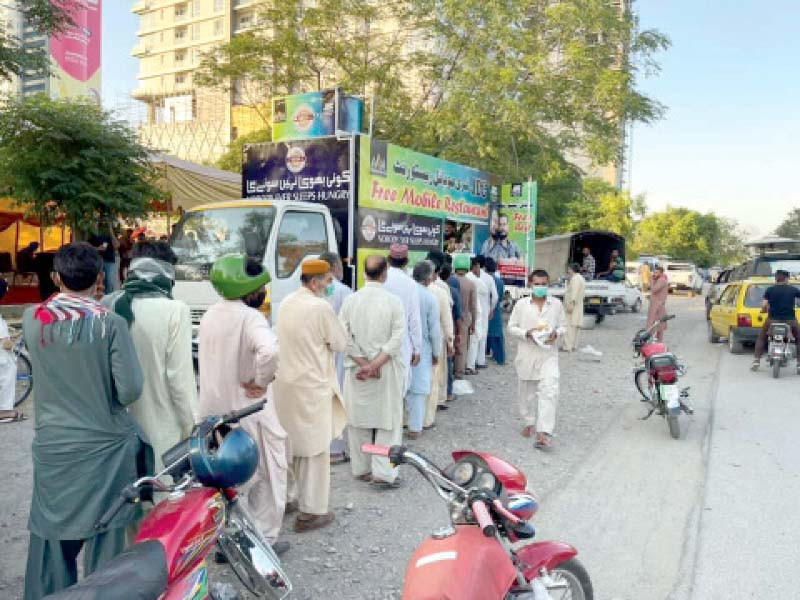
[10,329,32,407]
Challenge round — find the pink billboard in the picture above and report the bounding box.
[49,0,101,102]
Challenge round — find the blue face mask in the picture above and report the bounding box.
[532,285,548,298]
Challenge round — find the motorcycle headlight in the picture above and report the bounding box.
[476,471,497,491]
[450,461,475,487]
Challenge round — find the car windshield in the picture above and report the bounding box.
[744,284,800,308]
[754,259,800,278]
[170,206,276,282]
[667,264,693,271]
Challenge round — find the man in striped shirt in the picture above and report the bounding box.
[581,247,596,281]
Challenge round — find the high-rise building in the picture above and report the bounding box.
[0,0,102,101]
[132,0,266,163]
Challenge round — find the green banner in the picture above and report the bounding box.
[272,90,364,142]
[358,137,494,224]
[479,182,537,286]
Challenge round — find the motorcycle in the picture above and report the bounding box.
[766,321,796,379]
[632,314,693,439]
[362,443,593,599]
[46,400,292,600]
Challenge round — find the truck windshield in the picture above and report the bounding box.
[171,206,276,281]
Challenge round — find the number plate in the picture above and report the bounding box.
[589,298,601,305]
[662,384,680,409]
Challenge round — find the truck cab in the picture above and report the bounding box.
[169,199,338,350]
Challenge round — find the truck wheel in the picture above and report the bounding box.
[595,313,605,324]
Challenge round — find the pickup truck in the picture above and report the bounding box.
[665,261,703,295]
[548,278,642,323]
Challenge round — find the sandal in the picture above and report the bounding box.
[534,433,553,450]
[356,473,373,483]
[521,425,535,438]
[0,410,26,424]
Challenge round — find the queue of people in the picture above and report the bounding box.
[16,241,553,599]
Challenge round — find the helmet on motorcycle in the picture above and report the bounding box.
[210,254,271,300]
[189,426,259,489]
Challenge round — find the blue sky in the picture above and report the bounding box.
[103,1,798,235]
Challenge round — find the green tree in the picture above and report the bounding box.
[632,207,743,267]
[215,129,272,173]
[775,207,800,239]
[198,0,669,182]
[557,177,642,238]
[0,95,162,235]
[0,1,77,81]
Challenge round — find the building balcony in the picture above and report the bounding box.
[233,0,258,8]
[132,0,149,14]
[132,44,150,57]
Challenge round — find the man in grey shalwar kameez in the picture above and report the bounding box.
[22,244,145,600]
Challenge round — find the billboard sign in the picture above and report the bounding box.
[358,136,493,224]
[272,89,364,142]
[242,138,352,260]
[49,0,101,102]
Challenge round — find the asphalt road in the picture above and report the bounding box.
[3,294,795,599]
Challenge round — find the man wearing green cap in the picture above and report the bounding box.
[453,253,476,378]
[196,254,290,553]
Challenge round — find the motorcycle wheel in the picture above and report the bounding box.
[634,368,651,402]
[547,557,594,600]
[773,360,781,379]
[667,415,680,439]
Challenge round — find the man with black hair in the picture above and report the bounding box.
[440,262,461,401]
[22,243,145,598]
[339,255,405,486]
[103,241,197,479]
[508,269,565,449]
[424,251,454,424]
[481,212,521,260]
[466,256,488,374]
[485,258,506,365]
[477,255,499,368]
[752,269,800,372]
[198,254,290,552]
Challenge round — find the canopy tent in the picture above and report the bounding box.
[149,153,241,212]
[0,197,69,270]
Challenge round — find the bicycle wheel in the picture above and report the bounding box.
[14,353,33,407]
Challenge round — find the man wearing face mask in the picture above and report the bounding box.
[197,254,291,553]
[508,269,566,450]
[480,212,522,262]
[273,259,347,533]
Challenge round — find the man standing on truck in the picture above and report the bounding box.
[197,255,290,553]
[383,244,422,391]
[581,247,596,281]
[751,269,800,372]
[274,259,347,533]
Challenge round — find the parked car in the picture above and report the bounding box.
[626,262,641,288]
[665,261,703,296]
[708,277,800,353]
[705,267,733,319]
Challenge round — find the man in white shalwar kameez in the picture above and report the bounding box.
[562,263,586,352]
[405,261,442,438]
[339,255,406,486]
[466,257,488,373]
[197,255,290,549]
[273,259,347,533]
[477,256,499,368]
[103,242,197,475]
[383,244,422,392]
[424,252,454,428]
[320,252,353,464]
[508,269,566,450]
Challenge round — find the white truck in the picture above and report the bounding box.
[169,199,339,351]
[664,261,703,296]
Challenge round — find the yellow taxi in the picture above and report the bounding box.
[708,277,800,353]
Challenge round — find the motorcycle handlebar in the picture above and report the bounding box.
[472,500,496,537]
[222,400,266,425]
[94,484,140,531]
[361,444,390,457]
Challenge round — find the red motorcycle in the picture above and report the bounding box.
[633,314,693,439]
[362,443,593,599]
[46,401,291,600]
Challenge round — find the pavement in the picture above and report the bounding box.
[1,294,795,599]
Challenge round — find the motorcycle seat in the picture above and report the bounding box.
[43,540,168,600]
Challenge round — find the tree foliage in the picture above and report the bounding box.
[775,207,800,240]
[0,95,162,234]
[0,0,77,81]
[199,0,669,191]
[215,129,272,173]
[631,207,744,268]
[558,178,645,239]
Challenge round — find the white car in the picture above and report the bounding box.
[665,261,704,295]
[548,278,642,323]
